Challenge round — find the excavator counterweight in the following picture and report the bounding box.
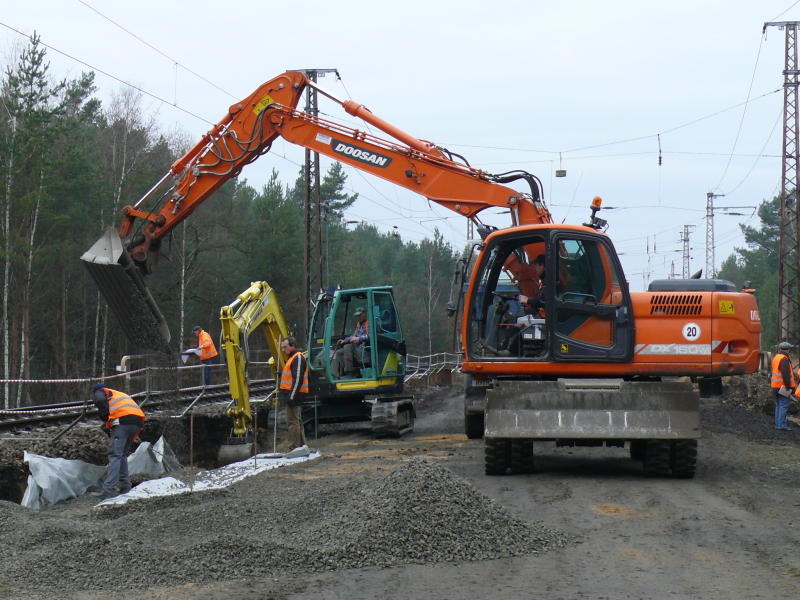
[81,227,171,351]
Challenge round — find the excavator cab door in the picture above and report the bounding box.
[308,291,334,374]
[372,290,406,379]
[547,234,634,362]
[465,229,633,363]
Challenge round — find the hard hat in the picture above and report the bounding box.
[192,326,202,333]
[778,341,794,351]
[353,307,366,316]
[92,382,105,391]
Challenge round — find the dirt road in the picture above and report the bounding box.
[264,390,798,600]
[3,386,800,599]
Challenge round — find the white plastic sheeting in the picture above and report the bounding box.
[96,445,320,507]
[22,436,177,510]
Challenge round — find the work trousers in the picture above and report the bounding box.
[284,402,306,450]
[331,342,361,378]
[103,423,140,495]
[775,390,792,429]
[201,356,217,386]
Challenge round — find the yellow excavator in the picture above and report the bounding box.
[217,281,415,463]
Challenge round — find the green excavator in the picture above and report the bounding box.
[217,281,415,464]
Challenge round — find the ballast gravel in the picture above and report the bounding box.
[0,457,570,598]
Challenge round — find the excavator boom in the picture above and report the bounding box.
[83,71,549,349]
[217,281,290,464]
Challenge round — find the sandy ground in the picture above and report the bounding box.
[4,382,800,600]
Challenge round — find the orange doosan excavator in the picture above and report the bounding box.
[82,71,761,478]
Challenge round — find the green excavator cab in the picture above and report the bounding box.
[308,286,407,394]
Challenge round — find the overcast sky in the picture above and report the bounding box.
[2,0,799,290]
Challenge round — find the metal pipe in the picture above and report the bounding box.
[179,389,206,417]
[189,412,194,468]
[50,402,88,443]
[133,172,172,209]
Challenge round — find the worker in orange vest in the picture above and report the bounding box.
[91,383,146,499]
[190,326,219,386]
[770,341,796,431]
[278,336,309,451]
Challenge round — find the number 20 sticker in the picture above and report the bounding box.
[682,322,701,341]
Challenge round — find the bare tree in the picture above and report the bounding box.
[1,114,14,409]
[92,87,158,374]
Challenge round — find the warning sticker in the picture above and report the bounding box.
[719,300,735,315]
[252,94,275,115]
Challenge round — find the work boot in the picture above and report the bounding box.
[90,490,115,500]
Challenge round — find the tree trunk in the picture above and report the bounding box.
[61,270,68,377]
[428,253,434,358]
[101,304,109,376]
[92,290,101,375]
[16,169,43,405]
[180,221,187,343]
[2,117,15,409]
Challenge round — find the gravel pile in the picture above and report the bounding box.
[0,458,569,598]
[0,425,108,503]
[702,374,800,445]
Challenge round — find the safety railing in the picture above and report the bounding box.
[0,360,271,414]
[404,353,462,382]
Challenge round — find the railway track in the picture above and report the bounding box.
[0,379,276,433]
[0,354,458,435]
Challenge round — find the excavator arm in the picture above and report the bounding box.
[219,281,291,438]
[124,71,550,269]
[82,71,551,349]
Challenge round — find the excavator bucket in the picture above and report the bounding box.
[81,227,171,351]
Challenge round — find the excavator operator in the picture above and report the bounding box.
[331,307,369,378]
[517,253,546,314]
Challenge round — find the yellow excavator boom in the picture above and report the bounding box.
[219,281,290,436]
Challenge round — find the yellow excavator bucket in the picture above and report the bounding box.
[81,227,171,351]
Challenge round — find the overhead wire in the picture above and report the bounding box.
[440,88,781,158]
[0,13,783,262]
[74,0,238,100]
[0,21,212,125]
[2,13,456,244]
[771,1,800,21]
[723,106,782,196]
[712,31,766,192]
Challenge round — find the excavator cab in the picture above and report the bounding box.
[466,227,634,363]
[308,286,407,393]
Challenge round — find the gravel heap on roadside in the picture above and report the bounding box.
[0,425,107,464]
[0,458,569,598]
[0,425,108,503]
[702,374,800,445]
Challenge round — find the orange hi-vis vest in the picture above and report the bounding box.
[104,388,145,429]
[771,353,796,389]
[197,330,218,360]
[279,352,309,394]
